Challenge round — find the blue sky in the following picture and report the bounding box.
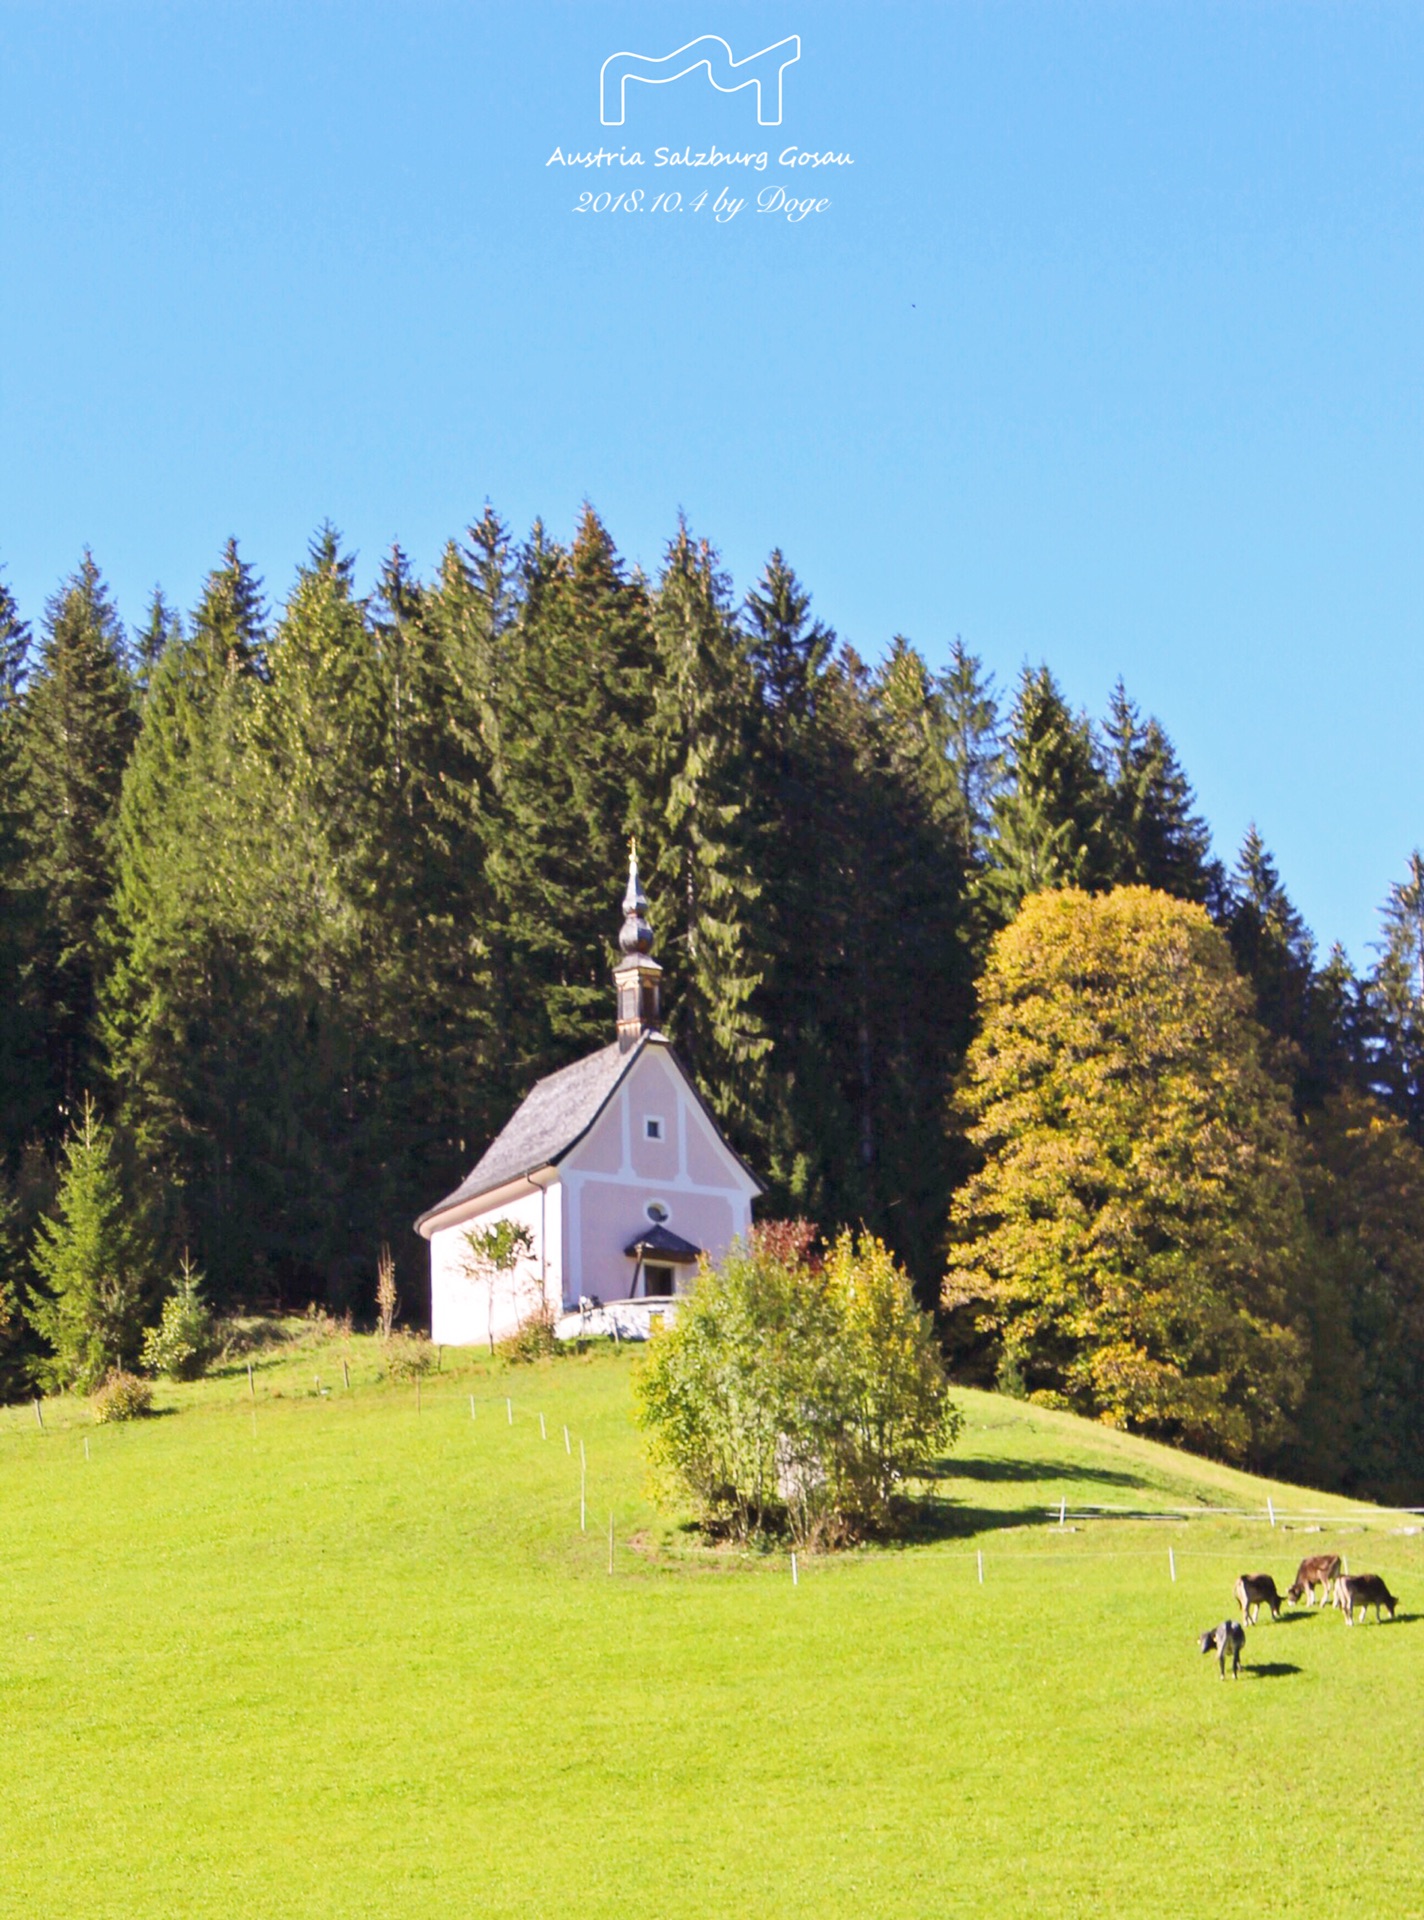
[1,1,1420,961]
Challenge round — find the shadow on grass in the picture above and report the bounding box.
[946,1457,1150,1491]
[896,1497,1067,1543]
[1246,1662,1302,1679]
[892,1454,1160,1541]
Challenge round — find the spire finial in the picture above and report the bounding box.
[619,843,652,955]
[614,847,661,1047]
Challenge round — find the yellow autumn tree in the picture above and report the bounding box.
[944,886,1307,1462]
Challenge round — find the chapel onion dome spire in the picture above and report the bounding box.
[614,844,662,1050]
[619,848,653,957]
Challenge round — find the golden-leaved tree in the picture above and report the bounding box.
[944,886,1307,1462]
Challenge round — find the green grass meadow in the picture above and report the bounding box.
[2,1337,1421,1916]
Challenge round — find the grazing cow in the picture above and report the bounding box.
[1287,1553,1342,1605]
[1200,1620,1246,1679]
[1333,1573,1398,1624]
[1235,1573,1282,1623]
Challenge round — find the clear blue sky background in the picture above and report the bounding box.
[1,1,1419,961]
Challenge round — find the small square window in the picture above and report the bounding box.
[644,1116,663,1141]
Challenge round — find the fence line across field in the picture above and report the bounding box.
[440,1394,1419,1578]
[1045,1503,1424,1526]
[18,1381,1422,1589]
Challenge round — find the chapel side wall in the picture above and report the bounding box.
[429,1184,558,1346]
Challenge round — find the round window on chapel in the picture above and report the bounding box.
[646,1200,669,1224]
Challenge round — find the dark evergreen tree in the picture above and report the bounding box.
[1288,1089,1424,1500]
[0,569,45,1167]
[189,537,267,686]
[1102,681,1216,900]
[487,507,657,1073]
[647,523,768,1128]
[741,552,845,1222]
[0,568,30,704]
[743,590,974,1288]
[134,589,183,696]
[860,642,976,1283]
[0,1176,26,1399]
[17,552,138,1121]
[937,637,1002,865]
[981,665,1111,920]
[361,536,502,1305]
[745,549,834,744]
[1368,851,1424,1140]
[1224,827,1327,1104]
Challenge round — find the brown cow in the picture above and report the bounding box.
[1286,1553,1342,1606]
[1235,1573,1282,1623]
[1333,1573,1398,1624]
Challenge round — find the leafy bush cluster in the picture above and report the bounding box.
[635,1224,959,1548]
[91,1371,153,1423]
[495,1306,558,1366]
[381,1332,437,1380]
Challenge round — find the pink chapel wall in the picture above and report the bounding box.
[628,1049,683,1183]
[684,1098,733,1189]
[569,1177,737,1303]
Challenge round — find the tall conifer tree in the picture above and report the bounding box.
[134,589,183,696]
[489,507,656,1068]
[1225,827,1324,1103]
[0,569,45,1163]
[648,523,768,1127]
[937,638,1002,866]
[1369,851,1424,1139]
[981,665,1110,920]
[742,552,845,1219]
[1102,681,1216,900]
[103,542,271,1290]
[18,552,137,1117]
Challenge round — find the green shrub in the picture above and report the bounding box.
[495,1306,558,1365]
[141,1256,217,1380]
[91,1371,154,1423]
[382,1333,436,1380]
[635,1224,960,1548]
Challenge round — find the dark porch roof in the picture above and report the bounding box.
[623,1223,702,1264]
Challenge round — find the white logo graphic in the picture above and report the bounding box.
[600,35,801,128]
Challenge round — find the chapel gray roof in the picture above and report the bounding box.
[414,1036,645,1230]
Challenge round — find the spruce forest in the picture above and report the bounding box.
[2,507,1422,1499]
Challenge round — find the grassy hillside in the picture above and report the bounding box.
[2,1335,1420,1917]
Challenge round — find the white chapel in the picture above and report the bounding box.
[415,856,763,1343]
